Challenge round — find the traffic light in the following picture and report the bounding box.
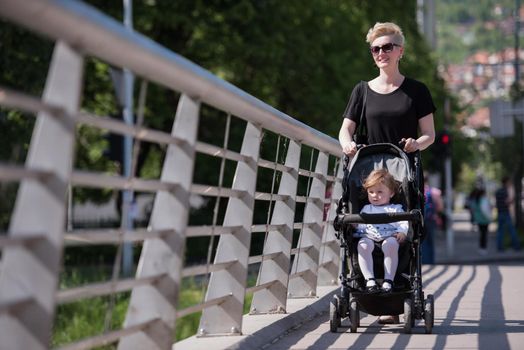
[440,132,450,146]
[433,130,452,157]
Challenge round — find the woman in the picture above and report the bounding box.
[338,22,436,324]
[471,187,491,255]
[338,22,435,156]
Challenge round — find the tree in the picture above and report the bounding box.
[1,0,453,227]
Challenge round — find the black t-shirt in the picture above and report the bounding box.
[342,78,436,145]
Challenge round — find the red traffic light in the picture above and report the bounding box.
[432,130,452,157]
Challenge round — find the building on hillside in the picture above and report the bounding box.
[441,46,524,134]
[441,48,521,107]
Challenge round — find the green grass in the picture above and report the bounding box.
[173,276,256,341]
[52,266,128,349]
[175,279,204,342]
[53,294,129,349]
[52,268,257,348]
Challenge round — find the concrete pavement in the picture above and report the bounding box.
[267,264,524,349]
[176,212,524,349]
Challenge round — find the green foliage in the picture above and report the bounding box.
[82,0,447,139]
[53,295,129,349]
[53,266,127,349]
[0,21,51,229]
[1,1,450,206]
[174,276,254,341]
[490,125,524,181]
[52,268,257,346]
[436,0,515,64]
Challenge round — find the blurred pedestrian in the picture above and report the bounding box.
[470,187,491,255]
[495,176,521,251]
[465,188,477,232]
[421,176,443,264]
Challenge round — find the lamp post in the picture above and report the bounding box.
[513,0,523,228]
[443,130,454,257]
[122,0,135,276]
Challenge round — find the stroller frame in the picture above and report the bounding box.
[331,143,434,334]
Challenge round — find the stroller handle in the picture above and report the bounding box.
[340,209,423,225]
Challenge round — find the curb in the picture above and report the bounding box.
[229,287,338,350]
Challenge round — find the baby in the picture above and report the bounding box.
[356,168,408,293]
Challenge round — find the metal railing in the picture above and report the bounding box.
[0,0,343,349]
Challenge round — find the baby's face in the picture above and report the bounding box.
[366,182,394,206]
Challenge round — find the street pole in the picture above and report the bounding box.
[443,98,454,257]
[122,0,134,276]
[445,157,453,256]
[515,0,520,83]
[514,0,523,228]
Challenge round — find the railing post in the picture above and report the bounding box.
[318,160,344,285]
[118,94,200,350]
[250,140,301,314]
[0,42,83,350]
[198,122,261,336]
[288,151,328,297]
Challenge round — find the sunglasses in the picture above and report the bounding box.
[370,43,401,55]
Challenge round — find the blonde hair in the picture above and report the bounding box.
[366,22,405,46]
[363,168,398,194]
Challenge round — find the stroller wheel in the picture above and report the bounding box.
[329,295,341,332]
[403,298,413,334]
[349,300,359,333]
[424,294,435,334]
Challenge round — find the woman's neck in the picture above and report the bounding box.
[377,69,404,86]
[369,70,404,94]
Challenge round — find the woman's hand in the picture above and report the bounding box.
[400,138,419,153]
[342,141,358,156]
[339,119,357,156]
[394,232,407,243]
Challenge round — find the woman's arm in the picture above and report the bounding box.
[402,113,435,153]
[416,114,436,150]
[338,118,358,155]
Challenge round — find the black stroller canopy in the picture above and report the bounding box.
[345,143,413,186]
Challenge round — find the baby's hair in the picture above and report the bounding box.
[363,168,399,194]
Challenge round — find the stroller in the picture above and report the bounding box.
[331,143,434,334]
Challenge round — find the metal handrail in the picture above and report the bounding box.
[0,0,344,347]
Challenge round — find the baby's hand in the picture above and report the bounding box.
[394,232,407,243]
